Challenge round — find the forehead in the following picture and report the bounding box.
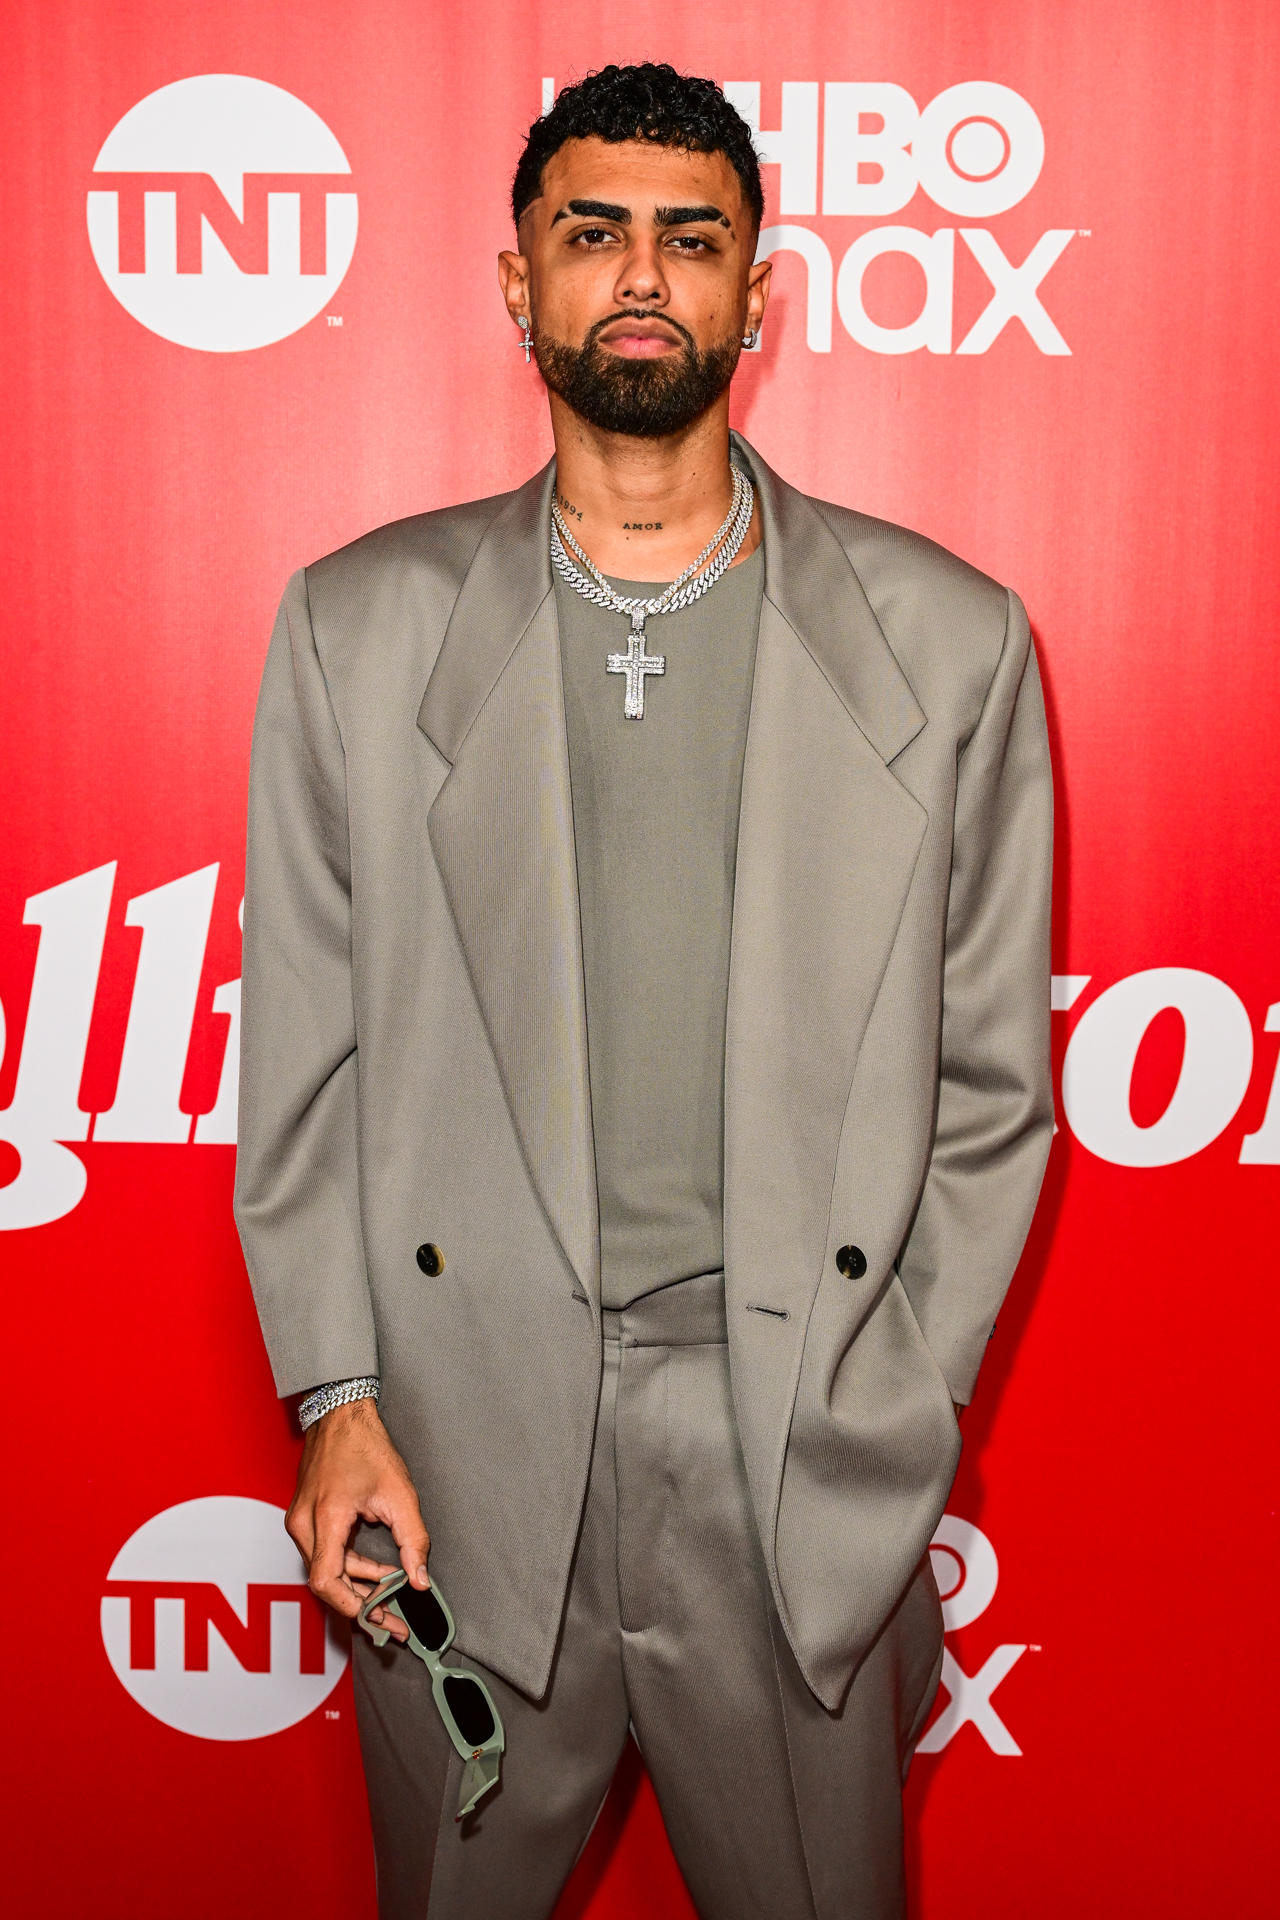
[533,135,747,225]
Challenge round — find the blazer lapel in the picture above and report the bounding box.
[417,457,602,1312]
[722,429,930,1538]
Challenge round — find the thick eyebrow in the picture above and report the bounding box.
[655,203,732,231]
[550,198,631,226]
[548,198,733,231]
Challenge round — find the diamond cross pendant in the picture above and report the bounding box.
[606,611,666,720]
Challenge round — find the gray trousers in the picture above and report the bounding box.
[351,1270,945,1918]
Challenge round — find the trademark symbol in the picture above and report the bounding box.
[327,314,343,326]
[1076,229,1092,238]
[1029,1644,1042,1652]
[325,1708,341,1719]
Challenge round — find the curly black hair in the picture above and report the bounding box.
[511,62,764,234]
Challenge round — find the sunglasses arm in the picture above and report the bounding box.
[356,1570,409,1648]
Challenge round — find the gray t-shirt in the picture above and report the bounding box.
[553,541,765,1307]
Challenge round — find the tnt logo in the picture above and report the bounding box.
[921,1513,1033,1756]
[86,74,357,351]
[101,1495,347,1740]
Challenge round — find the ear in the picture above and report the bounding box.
[746,255,772,333]
[497,248,531,328]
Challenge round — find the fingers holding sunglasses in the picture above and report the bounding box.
[348,1558,412,1641]
[307,1505,359,1609]
[351,1587,410,1645]
[356,1595,411,1642]
[307,1508,409,1638]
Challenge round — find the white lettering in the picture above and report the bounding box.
[96,865,219,1143]
[930,1515,1000,1630]
[957,227,1074,354]
[836,226,954,354]
[0,861,240,1228]
[917,1645,1028,1755]
[1061,967,1254,1166]
[0,864,115,1228]
[756,223,833,351]
[915,82,1044,216]
[822,83,919,215]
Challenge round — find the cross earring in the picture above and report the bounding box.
[741,326,760,350]
[517,315,532,364]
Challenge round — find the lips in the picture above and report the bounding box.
[596,319,683,355]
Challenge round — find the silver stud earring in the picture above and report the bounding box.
[517,315,532,364]
[741,326,760,350]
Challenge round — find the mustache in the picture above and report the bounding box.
[584,309,698,353]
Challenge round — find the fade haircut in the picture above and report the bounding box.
[511,62,764,234]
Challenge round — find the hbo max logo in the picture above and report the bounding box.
[722,79,1078,356]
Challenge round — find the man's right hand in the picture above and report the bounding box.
[284,1397,430,1645]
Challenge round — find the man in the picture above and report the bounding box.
[234,61,1054,1920]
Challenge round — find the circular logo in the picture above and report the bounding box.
[929,1513,1000,1631]
[87,74,357,352]
[101,1495,348,1740]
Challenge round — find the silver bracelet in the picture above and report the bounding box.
[298,1375,381,1431]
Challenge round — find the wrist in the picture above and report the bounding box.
[297,1374,381,1433]
[306,1395,379,1436]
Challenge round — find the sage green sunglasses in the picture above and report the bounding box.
[357,1569,505,1820]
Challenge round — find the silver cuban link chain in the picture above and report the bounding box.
[550,463,756,719]
[297,1375,381,1431]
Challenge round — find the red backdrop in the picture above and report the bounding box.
[4,3,1277,1913]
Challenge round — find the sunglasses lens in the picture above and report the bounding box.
[443,1672,496,1746]
[395,1583,451,1651]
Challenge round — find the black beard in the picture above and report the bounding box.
[532,311,742,438]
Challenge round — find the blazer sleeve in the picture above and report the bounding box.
[896,586,1055,1406]
[232,566,380,1399]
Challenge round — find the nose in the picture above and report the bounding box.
[614,234,669,308]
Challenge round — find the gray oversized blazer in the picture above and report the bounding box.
[233,428,1055,1714]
